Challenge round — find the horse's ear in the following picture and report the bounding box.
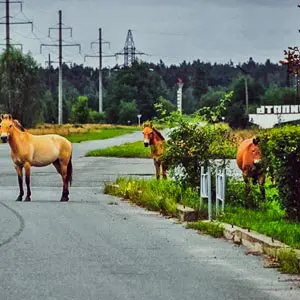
[253,137,260,145]
[0,114,3,120]
[8,114,12,120]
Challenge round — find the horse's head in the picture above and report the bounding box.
[143,122,153,147]
[0,114,14,143]
[0,114,24,143]
[250,137,262,167]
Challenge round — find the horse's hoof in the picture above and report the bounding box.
[15,195,23,202]
[24,196,31,202]
[60,197,69,202]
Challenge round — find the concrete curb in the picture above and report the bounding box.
[176,205,300,271]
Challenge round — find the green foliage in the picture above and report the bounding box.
[262,87,296,105]
[187,221,224,238]
[88,110,106,124]
[70,96,90,123]
[118,100,138,124]
[86,141,151,158]
[163,118,235,188]
[154,96,176,119]
[197,91,233,123]
[105,178,200,215]
[259,126,300,221]
[0,48,44,126]
[278,249,300,274]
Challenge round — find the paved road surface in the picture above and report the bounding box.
[0,132,299,300]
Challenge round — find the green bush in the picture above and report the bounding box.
[89,110,106,123]
[259,126,300,221]
[163,119,235,188]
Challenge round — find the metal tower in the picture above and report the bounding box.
[116,29,146,67]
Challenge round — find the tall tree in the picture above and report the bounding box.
[0,49,43,126]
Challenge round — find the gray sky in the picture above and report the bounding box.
[0,0,299,67]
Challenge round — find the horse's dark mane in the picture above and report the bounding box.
[13,120,25,132]
[153,128,165,141]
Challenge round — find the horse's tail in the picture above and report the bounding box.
[67,155,73,187]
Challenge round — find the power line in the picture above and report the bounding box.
[0,0,33,51]
[41,10,81,124]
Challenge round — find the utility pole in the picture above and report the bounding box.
[85,28,114,113]
[41,10,81,124]
[0,0,32,51]
[237,66,249,115]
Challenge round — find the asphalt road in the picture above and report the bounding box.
[0,132,299,300]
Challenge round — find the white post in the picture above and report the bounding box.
[177,78,184,114]
[137,114,142,126]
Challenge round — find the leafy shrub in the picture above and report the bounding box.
[163,119,235,188]
[259,126,300,221]
[89,110,106,123]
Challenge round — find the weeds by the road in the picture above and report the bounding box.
[104,177,200,215]
[187,221,224,238]
[86,141,151,158]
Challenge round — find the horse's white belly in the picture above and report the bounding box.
[31,147,60,167]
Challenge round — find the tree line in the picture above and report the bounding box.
[0,48,293,127]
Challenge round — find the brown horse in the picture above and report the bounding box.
[0,114,73,202]
[143,122,167,179]
[236,137,265,206]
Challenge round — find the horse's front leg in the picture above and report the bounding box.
[154,159,160,180]
[24,162,31,201]
[15,165,24,201]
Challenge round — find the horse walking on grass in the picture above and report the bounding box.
[143,122,167,179]
[0,114,73,202]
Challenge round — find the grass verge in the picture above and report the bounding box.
[104,177,201,215]
[218,205,300,250]
[187,221,224,238]
[66,127,138,143]
[86,141,151,158]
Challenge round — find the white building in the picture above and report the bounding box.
[249,105,300,128]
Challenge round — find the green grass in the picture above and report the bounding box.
[86,141,151,158]
[66,127,138,143]
[104,177,201,215]
[187,221,224,238]
[218,205,300,250]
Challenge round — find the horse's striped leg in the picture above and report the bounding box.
[15,166,24,201]
[24,163,31,201]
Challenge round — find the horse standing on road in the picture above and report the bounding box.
[143,122,167,179]
[0,114,73,202]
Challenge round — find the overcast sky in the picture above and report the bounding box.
[0,0,299,68]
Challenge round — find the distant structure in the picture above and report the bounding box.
[249,105,300,128]
[116,29,146,67]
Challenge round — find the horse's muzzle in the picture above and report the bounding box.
[144,142,149,147]
[1,136,8,143]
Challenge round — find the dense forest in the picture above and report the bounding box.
[0,49,294,127]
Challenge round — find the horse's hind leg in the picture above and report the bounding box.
[24,162,32,201]
[15,165,24,201]
[53,159,69,202]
